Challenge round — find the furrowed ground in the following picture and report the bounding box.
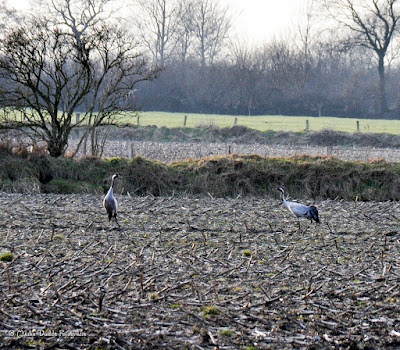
[1,193,400,349]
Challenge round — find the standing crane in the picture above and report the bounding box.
[278,187,319,231]
[103,174,120,228]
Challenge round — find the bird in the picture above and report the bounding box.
[103,174,120,227]
[277,187,319,231]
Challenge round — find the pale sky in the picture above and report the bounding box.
[8,0,29,10]
[223,0,310,43]
[10,0,309,42]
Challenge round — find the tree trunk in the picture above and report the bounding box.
[48,138,66,157]
[378,52,388,114]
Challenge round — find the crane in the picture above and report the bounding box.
[103,174,120,228]
[278,187,319,231]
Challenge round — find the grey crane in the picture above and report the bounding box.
[103,174,120,227]
[278,187,319,231]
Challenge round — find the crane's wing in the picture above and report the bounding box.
[287,201,309,217]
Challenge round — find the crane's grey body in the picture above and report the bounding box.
[278,187,319,223]
[104,174,120,227]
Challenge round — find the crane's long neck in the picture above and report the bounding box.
[108,177,115,195]
[279,189,289,208]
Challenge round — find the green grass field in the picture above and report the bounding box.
[123,111,400,134]
[4,108,400,134]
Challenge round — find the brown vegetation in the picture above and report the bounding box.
[1,143,400,201]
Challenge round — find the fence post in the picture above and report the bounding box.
[234,117,238,125]
[306,119,309,131]
[356,120,360,132]
[127,142,136,159]
[184,115,187,126]
[130,143,135,159]
[137,116,140,126]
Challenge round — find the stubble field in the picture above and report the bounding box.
[79,139,400,164]
[1,192,400,349]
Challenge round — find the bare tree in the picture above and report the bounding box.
[0,0,18,31]
[173,0,195,64]
[295,0,319,88]
[227,42,263,115]
[320,0,400,114]
[134,0,182,65]
[0,0,158,157]
[191,0,231,66]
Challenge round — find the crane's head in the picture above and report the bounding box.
[277,187,284,193]
[112,173,119,180]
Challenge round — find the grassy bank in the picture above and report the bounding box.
[1,150,400,201]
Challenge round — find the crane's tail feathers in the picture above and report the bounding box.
[310,206,320,223]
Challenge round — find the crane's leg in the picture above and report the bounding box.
[316,223,324,242]
[304,221,311,235]
[114,214,121,228]
[295,220,303,235]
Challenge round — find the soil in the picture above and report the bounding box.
[1,193,400,349]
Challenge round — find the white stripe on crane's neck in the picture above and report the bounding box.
[107,175,118,196]
[111,174,118,188]
[278,188,291,210]
[278,187,286,201]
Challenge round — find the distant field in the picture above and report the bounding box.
[4,109,400,134]
[121,111,400,134]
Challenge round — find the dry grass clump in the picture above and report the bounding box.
[174,154,400,200]
[0,251,15,262]
[0,133,48,156]
[123,156,175,196]
[0,178,41,194]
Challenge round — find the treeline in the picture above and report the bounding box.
[134,40,400,119]
[129,0,400,119]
